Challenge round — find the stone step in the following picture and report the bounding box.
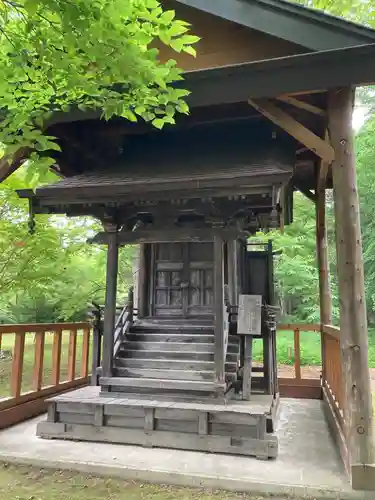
[132,320,214,333]
[115,357,239,373]
[114,366,237,383]
[119,341,240,354]
[126,333,215,343]
[100,376,226,396]
[120,341,214,353]
[117,349,239,363]
[114,367,215,381]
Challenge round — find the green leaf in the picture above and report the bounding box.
[160,10,175,24]
[182,45,196,57]
[152,117,165,129]
[24,0,39,16]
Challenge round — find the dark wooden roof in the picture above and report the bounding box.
[174,0,375,50]
[32,144,294,204]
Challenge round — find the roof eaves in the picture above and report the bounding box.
[174,0,375,51]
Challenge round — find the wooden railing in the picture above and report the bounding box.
[0,322,91,429]
[277,323,322,399]
[322,325,344,415]
[0,319,343,431]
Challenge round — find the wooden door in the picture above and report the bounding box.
[153,243,185,317]
[152,242,214,318]
[186,242,214,317]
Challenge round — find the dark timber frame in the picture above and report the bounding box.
[4,0,375,490]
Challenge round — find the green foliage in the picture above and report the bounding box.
[0,166,135,323]
[292,0,375,24]
[0,0,197,169]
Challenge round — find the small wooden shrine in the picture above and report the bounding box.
[3,0,375,489]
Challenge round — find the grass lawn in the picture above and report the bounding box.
[0,463,271,500]
[0,331,92,398]
[253,330,322,366]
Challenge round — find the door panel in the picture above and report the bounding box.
[152,242,214,317]
[186,243,214,317]
[153,243,184,317]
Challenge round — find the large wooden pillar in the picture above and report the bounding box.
[328,87,374,470]
[213,234,225,385]
[102,230,119,378]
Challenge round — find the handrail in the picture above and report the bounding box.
[113,287,134,355]
[90,286,135,385]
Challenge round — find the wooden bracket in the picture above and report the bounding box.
[248,98,334,164]
[293,182,317,203]
[318,130,331,191]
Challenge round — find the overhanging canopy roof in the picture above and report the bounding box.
[2,0,375,184]
[174,0,375,51]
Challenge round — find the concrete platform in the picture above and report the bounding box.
[0,397,372,499]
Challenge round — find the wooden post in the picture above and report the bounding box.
[102,231,119,379]
[213,234,225,385]
[316,160,332,386]
[81,327,90,378]
[242,335,253,400]
[33,331,45,391]
[227,238,238,307]
[328,87,374,468]
[91,310,102,386]
[316,168,332,326]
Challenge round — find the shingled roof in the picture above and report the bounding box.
[32,140,294,203]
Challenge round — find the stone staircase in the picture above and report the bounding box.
[100,320,240,400]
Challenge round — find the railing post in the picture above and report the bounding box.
[67,328,77,381]
[293,328,301,381]
[91,306,102,386]
[11,332,25,398]
[51,328,62,386]
[128,286,134,324]
[33,331,45,391]
[81,327,90,378]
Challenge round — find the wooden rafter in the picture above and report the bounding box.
[277,95,325,116]
[248,98,335,164]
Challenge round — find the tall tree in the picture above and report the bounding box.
[0,0,198,175]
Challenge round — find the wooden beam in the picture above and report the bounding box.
[0,148,29,183]
[102,231,119,378]
[248,98,335,164]
[90,228,249,246]
[294,183,317,203]
[277,96,326,116]
[328,87,374,468]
